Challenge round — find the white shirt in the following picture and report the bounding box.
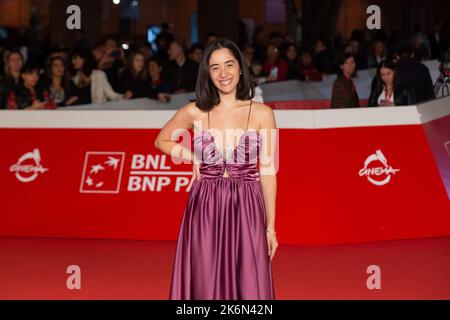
[377,88,394,106]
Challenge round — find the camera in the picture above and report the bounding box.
[434,48,450,98]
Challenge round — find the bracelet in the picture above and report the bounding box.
[266,230,276,234]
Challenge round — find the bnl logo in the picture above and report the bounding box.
[80,152,125,194]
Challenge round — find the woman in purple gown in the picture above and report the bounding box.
[155,38,278,300]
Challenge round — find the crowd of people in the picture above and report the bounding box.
[0,21,449,110]
[331,43,434,108]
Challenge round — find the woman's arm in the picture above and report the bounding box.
[257,103,279,260]
[258,104,278,231]
[154,102,198,164]
[94,70,123,102]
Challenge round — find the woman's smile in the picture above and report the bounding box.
[219,78,233,86]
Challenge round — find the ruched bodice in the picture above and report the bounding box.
[193,130,261,181]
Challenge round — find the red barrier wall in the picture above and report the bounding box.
[1,101,449,245]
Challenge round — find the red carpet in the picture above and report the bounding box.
[1,236,449,299]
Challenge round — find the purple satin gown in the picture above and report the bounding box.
[169,101,275,300]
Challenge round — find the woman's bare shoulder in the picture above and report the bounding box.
[178,101,203,118]
[251,101,274,116]
[251,101,276,128]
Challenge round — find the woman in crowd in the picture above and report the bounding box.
[298,49,323,82]
[6,61,55,110]
[46,56,78,107]
[2,49,24,87]
[118,50,150,99]
[331,53,359,108]
[69,47,131,105]
[242,45,255,68]
[1,49,24,107]
[188,43,203,64]
[282,42,300,80]
[148,57,172,103]
[367,59,415,107]
[249,59,277,86]
[262,42,287,82]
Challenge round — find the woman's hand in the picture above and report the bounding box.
[123,91,133,100]
[157,92,171,103]
[266,74,277,82]
[65,96,79,106]
[379,99,394,107]
[28,100,47,109]
[267,232,278,261]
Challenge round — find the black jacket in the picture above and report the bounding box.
[396,58,434,103]
[0,75,19,108]
[8,84,51,109]
[163,58,199,93]
[118,68,151,98]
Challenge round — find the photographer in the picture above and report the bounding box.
[395,43,434,103]
[94,37,126,91]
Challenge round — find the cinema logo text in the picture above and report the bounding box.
[359,150,400,186]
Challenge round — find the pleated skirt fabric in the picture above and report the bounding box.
[169,177,275,300]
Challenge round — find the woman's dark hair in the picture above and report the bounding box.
[125,50,148,81]
[298,49,315,71]
[4,49,24,75]
[19,61,41,87]
[68,47,97,77]
[47,56,70,88]
[147,56,165,80]
[336,52,357,77]
[338,52,355,66]
[195,38,254,111]
[264,42,279,57]
[148,56,162,67]
[188,43,203,55]
[374,58,400,94]
[280,42,297,60]
[20,61,41,75]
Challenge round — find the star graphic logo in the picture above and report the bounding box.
[90,164,105,174]
[80,152,125,194]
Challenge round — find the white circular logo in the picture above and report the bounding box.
[359,150,400,186]
[9,148,49,183]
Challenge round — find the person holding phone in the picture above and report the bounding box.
[367,59,415,107]
[262,43,287,82]
[69,47,131,105]
[94,37,126,91]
